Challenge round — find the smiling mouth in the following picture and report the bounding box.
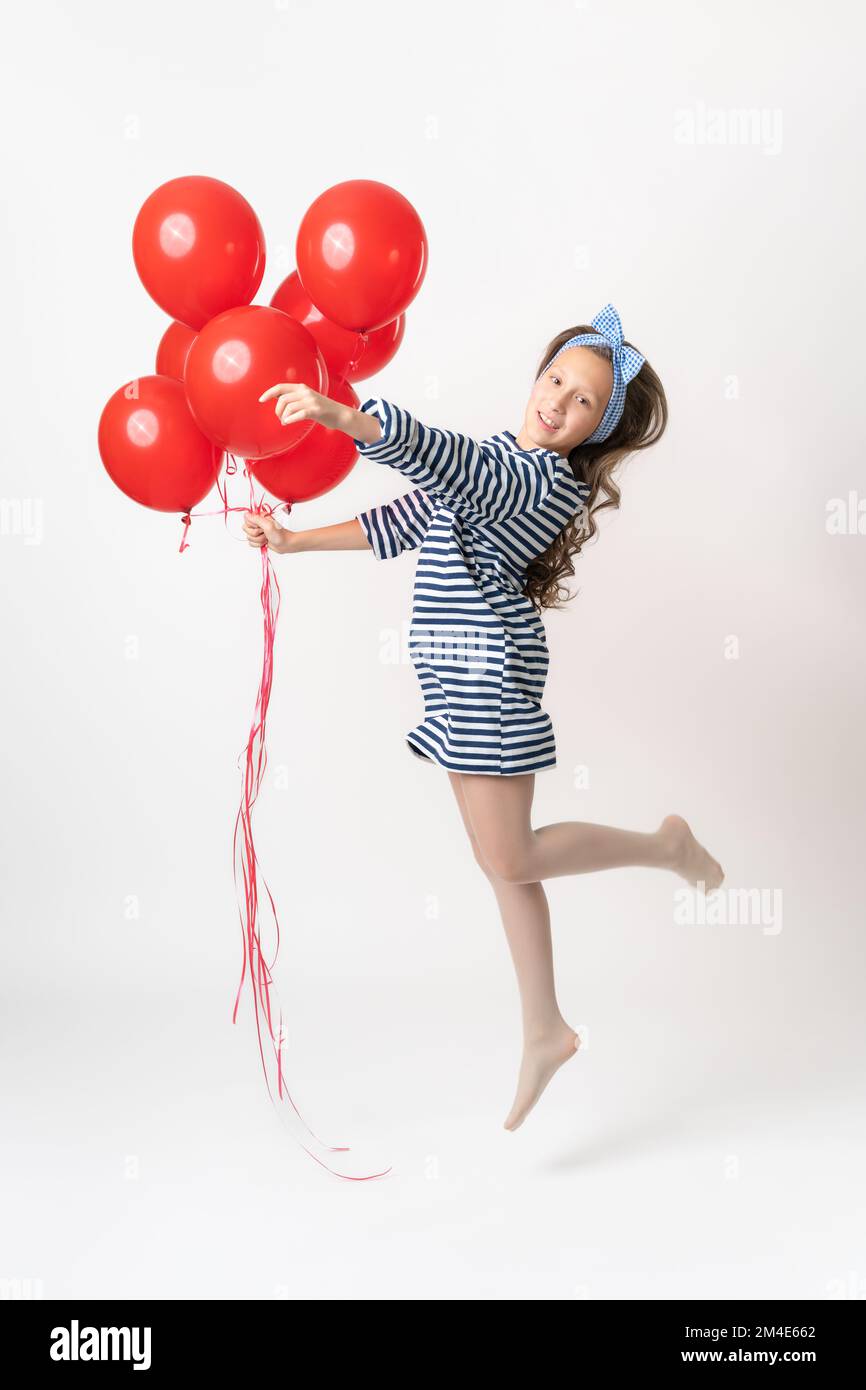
[537,409,559,432]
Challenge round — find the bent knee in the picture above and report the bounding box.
[478,840,536,884]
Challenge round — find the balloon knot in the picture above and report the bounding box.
[179,512,193,553]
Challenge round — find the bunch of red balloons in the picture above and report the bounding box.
[98,174,428,517]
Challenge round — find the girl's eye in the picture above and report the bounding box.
[549,373,588,406]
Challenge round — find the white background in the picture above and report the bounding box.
[1,0,864,1300]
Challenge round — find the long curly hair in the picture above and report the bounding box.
[523,325,668,613]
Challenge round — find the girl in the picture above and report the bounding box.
[243,303,724,1132]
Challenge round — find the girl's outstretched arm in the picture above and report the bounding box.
[242,512,371,554]
[243,487,436,557]
[255,380,566,529]
[348,396,564,526]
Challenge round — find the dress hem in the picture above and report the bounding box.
[405,733,556,776]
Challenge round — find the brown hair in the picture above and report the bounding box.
[523,325,668,613]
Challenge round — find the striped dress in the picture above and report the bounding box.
[353,397,590,776]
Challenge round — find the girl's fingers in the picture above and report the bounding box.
[279,407,307,426]
[259,382,300,403]
[275,393,307,419]
[258,383,287,403]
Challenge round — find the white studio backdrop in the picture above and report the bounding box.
[1,0,864,1299]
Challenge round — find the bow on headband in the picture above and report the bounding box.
[541,302,646,444]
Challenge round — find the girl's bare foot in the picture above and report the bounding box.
[659,813,724,892]
[504,1023,581,1131]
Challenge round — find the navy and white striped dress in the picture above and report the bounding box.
[353,398,591,776]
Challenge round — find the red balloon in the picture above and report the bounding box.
[184,305,327,461]
[296,179,427,332]
[249,377,361,504]
[98,375,222,513]
[269,270,406,384]
[133,175,266,330]
[156,320,197,379]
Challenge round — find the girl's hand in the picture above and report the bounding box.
[258,381,347,431]
[242,511,299,555]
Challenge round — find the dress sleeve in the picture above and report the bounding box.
[351,396,563,525]
[356,487,436,561]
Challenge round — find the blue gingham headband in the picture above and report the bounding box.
[540,303,646,444]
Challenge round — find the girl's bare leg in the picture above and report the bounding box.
[447,771,581,1131]
[457,774,724,890]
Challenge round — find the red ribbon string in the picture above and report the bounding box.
[179,458,392,1181]
[345,330,369,377]
[178,456,287,553]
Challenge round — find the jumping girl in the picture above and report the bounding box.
[242,302,724,1132]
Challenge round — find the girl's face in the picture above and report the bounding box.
[518,346,614,455]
